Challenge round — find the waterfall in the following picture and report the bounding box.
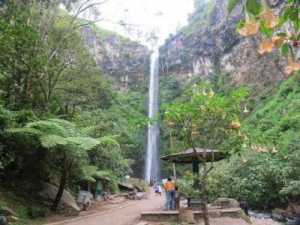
[145,51,160,184]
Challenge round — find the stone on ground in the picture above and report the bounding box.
[39,183,80,214]
[211,198,240,209]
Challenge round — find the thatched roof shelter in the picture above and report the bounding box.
[160,148,225,164]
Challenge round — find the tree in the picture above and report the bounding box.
[7,118,111,211]
[164,83,248,225]
[228,0,300,76]
[0,0,106,111]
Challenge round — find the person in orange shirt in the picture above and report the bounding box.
[163,177,176,210]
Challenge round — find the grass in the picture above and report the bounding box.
[244,72,300,151]
[0,188,46,225]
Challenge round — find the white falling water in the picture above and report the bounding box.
[145,51,160,184]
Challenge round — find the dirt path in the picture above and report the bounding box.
[46,191,164,225]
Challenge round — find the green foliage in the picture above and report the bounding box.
[177,172,201,198]
[73,91,148,176]
[244,73,300,152]
[280,181,300,199]
[208,73,300,209]
[164,82,248,153]
[0,0,148,216]
[208,151,289,209]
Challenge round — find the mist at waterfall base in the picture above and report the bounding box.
[145,51,160,184]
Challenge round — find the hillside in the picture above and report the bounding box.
[158,0,300,213]
[159,0,285,89]
[81,23,150,91]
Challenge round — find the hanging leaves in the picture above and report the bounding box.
[271,36,286,48]
[229,0,300,77]
[260,9,279,29]
[284,58,300,76]
[258,39,274,54]
[238,21,260,36]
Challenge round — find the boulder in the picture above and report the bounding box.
[126,191,147,200]
[0,207,19,224]
[7,216,18,223]
[0,207,16,217]
[136,192,147,200]
[212,198,240,209]
[290,203,300,215]
[0,216,7,225]
[118,182,135,192]
[179,208,196,224]
[272,208,288,222]
[39,183,80,214]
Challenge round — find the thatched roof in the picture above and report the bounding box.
[160,148,226,164]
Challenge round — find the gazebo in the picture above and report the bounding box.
[141,149,246,222]
[161,147,226,179]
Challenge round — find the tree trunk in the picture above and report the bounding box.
[201,161,210,225]
[51,165,68,211]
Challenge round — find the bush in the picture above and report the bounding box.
[208,151,289,209]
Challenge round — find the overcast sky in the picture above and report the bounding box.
[80,0,194,47]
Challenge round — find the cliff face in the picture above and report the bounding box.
[81,25,150,90]
[159,0,285,88]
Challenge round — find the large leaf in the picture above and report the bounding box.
[40,135,68,148]
[26,120,67,137]
[98,135,120,148]
[7,127,42,137]
[66,137,101,150]
[81,165,98,183]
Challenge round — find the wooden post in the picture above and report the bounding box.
[172,162,177,180]
[192,160,199,189]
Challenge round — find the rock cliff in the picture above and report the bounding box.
[159,0,285,88]
[81,25,150,91]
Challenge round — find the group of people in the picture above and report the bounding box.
[153,177,178,210]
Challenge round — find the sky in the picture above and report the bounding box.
[80,0,194,47]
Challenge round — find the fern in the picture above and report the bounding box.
[7,127,42,137]
[97,135,120,148]
[40,135,68,148]
[25,120,68,137]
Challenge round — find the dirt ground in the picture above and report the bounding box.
[43,191,281,225]
[140,217,281,225]
[44,191,164,225]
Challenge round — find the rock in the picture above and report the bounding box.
[179,208,196,224]
[290,203,300,215]
[80,26,150,91]
[159,0,286,90]
[272,208,287,222]
[135,192,147,200]
[7,216,18,223]
[238,210,252,224]
[0,207,16,217]
[212,198,240,209]
[126,191,147,200]
[287,217,300,225]
[118,182,135,192]
[0,216,7,225]
[39,183,80,214]
[136,222,149,225]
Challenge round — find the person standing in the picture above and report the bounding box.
[163,177,175,210]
